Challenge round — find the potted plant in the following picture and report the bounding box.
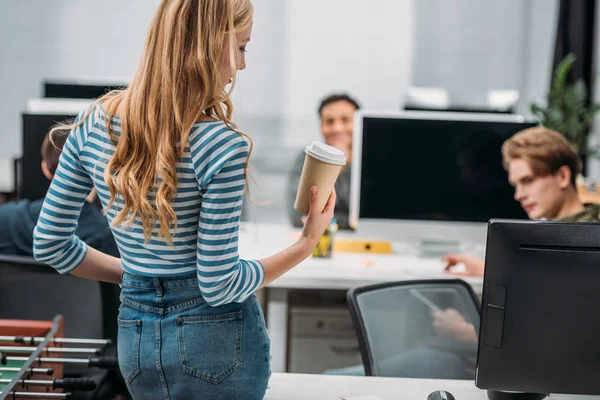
[530,53,600,156]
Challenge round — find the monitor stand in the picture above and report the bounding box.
[487,391,548,400]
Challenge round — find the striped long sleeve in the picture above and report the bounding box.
[33,109,95,273]
[32,102,264,306]
[191,126,264,306]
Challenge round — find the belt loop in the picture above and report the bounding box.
[154,277,163,297]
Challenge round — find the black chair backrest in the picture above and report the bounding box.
[347,279,481,379]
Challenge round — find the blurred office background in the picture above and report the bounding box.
[0,0,596,223]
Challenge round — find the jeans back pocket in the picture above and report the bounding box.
[117,318,142,384]
[177,311,242,384]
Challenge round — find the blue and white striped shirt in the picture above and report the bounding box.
[33,104,264,306]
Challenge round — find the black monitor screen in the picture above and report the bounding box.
[21,113,75,201]
[359,115,535,223]
[44,82,126,99]
[477,220,600,395]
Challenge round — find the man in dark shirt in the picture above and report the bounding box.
[0,132,119,257]
[288,93,360,230]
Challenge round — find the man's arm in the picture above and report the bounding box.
[442,253,485,277]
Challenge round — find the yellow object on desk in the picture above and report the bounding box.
[578,184,600,204]
[290,230,393,255]
[313,218,338,258]
[333,239,392,254]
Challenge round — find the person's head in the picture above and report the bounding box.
[318,94,360,154]
[50,0,254,244]
[41,131,68,181]
[502,127,582,220]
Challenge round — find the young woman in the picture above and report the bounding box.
[32,1,335,398]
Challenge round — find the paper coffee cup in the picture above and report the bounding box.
[294,141,346,215]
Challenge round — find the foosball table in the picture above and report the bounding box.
[0,316,118,399]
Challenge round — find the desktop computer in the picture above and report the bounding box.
[349,111,535,254]
[404,105,515,114]
[477,219,600,399]
[43,80,126,99]
[20,113,75,200]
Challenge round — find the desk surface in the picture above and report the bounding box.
[241,223,483,292]
[265,373,599,400]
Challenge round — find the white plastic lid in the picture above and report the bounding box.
[304,141,347,166]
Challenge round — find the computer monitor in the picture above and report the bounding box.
[350,111,536,230]
[404,105,515,114]
[477,219,600,398]
[20,113,76,201]
[44,80,126,99]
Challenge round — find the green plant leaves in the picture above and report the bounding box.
[529,53,600,158]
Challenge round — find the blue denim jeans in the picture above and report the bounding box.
[117,272,271,400]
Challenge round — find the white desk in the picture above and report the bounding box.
[265,373,485,399]
[239,223,484,373]
[265,373,599,399]
[0,157,14,194]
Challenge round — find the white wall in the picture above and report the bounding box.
[231,0,288,117]
[1,1,562,221]
[522,0,559,110]
[0,0,414,156]
[0,0,159,159]
[0,2,54,159]
[280,0,415,148]
[411,0,557,113]
[239,0,415,218]
[47,1,159,80]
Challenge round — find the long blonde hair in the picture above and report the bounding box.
[49,0,254,244]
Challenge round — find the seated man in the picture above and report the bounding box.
[0,131,119,257]
[444,126,599,276]
[288,93,360,230]
[327,127,595,378]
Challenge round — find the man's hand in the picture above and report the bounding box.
[432,308,478,343]
[442,253,485,277]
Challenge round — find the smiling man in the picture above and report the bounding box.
[445,126,600,276]
[288,93,360,230]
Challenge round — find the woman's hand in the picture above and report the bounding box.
[259,186,337,288]
[300,186,336,247]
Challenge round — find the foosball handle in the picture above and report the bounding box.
[13,336,35,345]
[88,356,119,369]
[55,378,98,391]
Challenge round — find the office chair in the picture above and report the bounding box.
[347,279,480,380]
[0,254,126,399]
